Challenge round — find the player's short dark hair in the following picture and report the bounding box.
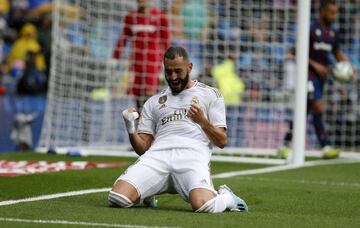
[320,0,336,11]
[163,46,189,62]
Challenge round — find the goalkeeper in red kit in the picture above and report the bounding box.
[113,0,170,109]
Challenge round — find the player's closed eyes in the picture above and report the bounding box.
[165,69,183,76]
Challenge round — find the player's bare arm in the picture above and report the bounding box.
[122,108,154,156]
[129,133,154,156]
[334,48,349,62]
[187,103,227,148]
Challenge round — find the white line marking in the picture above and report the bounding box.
[0,217,174,228]
[0,188,110,206]
[0,158,359,207]
[234,176,360,187]
[212,164,300,178]
[212,158,360,178]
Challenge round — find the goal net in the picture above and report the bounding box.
[37,0,360,162]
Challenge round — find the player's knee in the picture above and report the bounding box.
[189,188,216,211]
[111,180,139,202]
[191,197,208,211]
[108,191,134,208]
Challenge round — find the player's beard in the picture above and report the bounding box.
[323,16,334,26]
[167,72,190,95]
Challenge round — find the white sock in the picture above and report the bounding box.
[108,191,134,208]
[195,195,228,213]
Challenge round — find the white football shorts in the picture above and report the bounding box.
[116,146,217,202]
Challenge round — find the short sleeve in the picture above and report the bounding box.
[208,95,227,129]
[137,99,155,135]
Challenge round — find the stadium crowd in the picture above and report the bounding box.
[0,0,52,96]
[0,1,358,97]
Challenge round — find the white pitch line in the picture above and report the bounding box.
[0,188,110,206]
[212,164,300,178]
[1,158,359,207]
[0,217,174,228]
[233,176,360,188]
[212,158,360,178]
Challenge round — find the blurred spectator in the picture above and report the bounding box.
[10,113,38,151]
[180,1,209,79]
[0,0,10,16]
[27,0,52,17]
[181,0,207,40]
[37,12,52,78]
[211,56,245,106]
[239,47,269,102]
[66,18,86,48]
[89,21,109,58]
[0,61,5,95]
[0,17,6,55]
[284,47,296,94]
[0,57,4,95]
[8,0,52,32]
[214,0,240,55]
[7,2,31,36]
[88,9,120,60]
[17,50,47,95]
[0,16,6,62]
[349,10,360,70]
[6,23,46,73]
[170,0,185,45]
[249,16,270,43]
[0,16,8,94]
[0,83,5,95]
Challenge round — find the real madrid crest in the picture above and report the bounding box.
[191,96,199,105]
[159,95,167,104]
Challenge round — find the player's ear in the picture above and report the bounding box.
[187,62,193,72]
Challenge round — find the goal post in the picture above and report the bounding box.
[292,0,311,166]
[37,0,359,164]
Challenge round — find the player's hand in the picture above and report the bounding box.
[122,108,139,134]
[312,62,329,78]
[187,103,206,125]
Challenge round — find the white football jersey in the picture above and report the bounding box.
[138,81,227,151]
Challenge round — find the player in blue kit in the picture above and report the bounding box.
[279,0,354,159]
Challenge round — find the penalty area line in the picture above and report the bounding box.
[0,217,176,228]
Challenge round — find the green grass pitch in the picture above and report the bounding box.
[0,152,359,227]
